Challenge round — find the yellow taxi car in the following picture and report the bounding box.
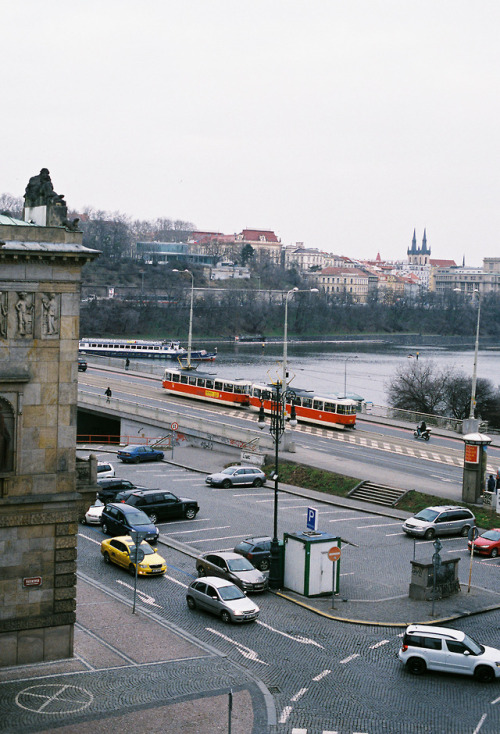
[100,535,167,576]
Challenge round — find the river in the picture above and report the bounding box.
[96,336,500,406]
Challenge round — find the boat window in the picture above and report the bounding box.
[214,381,223,390]
[205,379,214,389]
[172,373,180,382]
[180,375,188,384]
[189,376,197,385]
[224,383,234,392]
[324,402,336,413]
[302,398,312,409]
[196,378,205,387]
[154,347,159,350]
[313,400,323,411]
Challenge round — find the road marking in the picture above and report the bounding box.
[257,621,324,648]
[279,706,292,723]
[312,669,332,681]
[164,574,188,588]
[369,640,389,649]
[492,695,500,704]
[291,687,308,702]
[385,532,405,537]
[339,654,360,664]
[207,628,269,665]
[115,580,161,607]
[78,533,102,545]
[356,522,402,529]
[472,714,487,734]
[328,517,364,523]
[189,534,246,543]
[168,525,230,535]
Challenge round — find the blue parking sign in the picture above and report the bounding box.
[307,507,318,531]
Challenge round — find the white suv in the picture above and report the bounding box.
[398,625,500,682]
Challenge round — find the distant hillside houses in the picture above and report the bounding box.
[133,226,500,298]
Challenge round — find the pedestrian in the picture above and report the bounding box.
[105,387,112,403]
[487,474,496,493]
[125,357,130,370]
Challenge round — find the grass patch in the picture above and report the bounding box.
[261,460,499,530]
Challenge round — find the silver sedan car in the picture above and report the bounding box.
[205,465,266,488]
[196,551,268,592]
[186,577,260,623]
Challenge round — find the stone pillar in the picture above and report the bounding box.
[0,202,98,667]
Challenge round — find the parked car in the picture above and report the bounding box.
[398,624,500,682]
[97,478,141,503]
[196,551,268,592]
[117,445,164,463]
[100,502,159,543]
[468,528,500,558]
[81,499,105,525]
[402,506,475,540]
[205,465,266,488]
[101,535,166,576]
[97,462,115,478]
[186,577,260,623]
[78,357,88,372]
[234,536,272,571]
[115,489,199,524]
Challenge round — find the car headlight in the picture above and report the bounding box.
[233,610,243,616]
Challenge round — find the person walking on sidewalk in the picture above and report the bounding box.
[105,386,112,403]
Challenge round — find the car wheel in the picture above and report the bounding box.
[461,525,471,537]
[424,528,435,540]
[490,548,498,558]
[259,559,270,571]
[407,657,426,675]
[252,478,263,487]
[102,523,109,535]
[134,457,140,464]
[222,479,232,488]
[80,517,87,525]
[220,610,231,624]
[186,596,196,610]
[185,508,196,520]
[149,513,158,524]
[103,552,111,564]
[197,566,206,577]
[128,564,136,576]
[474,665,495,683]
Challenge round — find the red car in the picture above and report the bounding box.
[468,528,500,558]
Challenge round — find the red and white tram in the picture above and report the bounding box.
[163,368,251,407]
[248,384,357,430]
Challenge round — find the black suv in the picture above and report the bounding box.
[97,478,140,503]
[100,502,159,543]
[115,489,199,524]
[233,536,272,571]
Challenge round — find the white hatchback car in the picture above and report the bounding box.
[82,499,105,525]
[398,625,500,682]
[97,462,115,478]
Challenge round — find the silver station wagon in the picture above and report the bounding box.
[186,577,260,624]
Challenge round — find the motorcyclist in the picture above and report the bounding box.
[417,420,427,437]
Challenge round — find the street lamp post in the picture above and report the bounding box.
[469,292,481,419]
[343,356,358,397]
[282,287,319,390]
[258,383,297,589]
[172,268,194,369]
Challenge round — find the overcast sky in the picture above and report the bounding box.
[4,1,499,264]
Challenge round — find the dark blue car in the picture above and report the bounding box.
[117,445,164,464]
[100,503,159,543]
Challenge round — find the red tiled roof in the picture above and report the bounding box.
[241,229,280,242]
[320,267,369,277]
[430,259,457,267]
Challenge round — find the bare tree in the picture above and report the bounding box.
[0,193,23,218]
[387,360,451,414]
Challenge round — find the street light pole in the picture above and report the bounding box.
[282,287,319,390]
[469,293,481,419]
[344,356,358,397]
[172,268,194,369]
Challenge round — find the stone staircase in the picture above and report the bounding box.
[348,480,407,507]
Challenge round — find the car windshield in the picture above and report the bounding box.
[128,512,151,526]
[462,633,483,655]
[218,586,246,601]
[128,542,155,556]
[414,509,439,522]
[481,530,500,541]
[236,542,253,552]
[221,467,236,475]
[227,557,254,571]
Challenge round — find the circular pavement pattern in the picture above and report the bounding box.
[15,684,93,714]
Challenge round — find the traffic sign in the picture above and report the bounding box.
[306,507,318,531]
[171,422,178,430]
[328,546,341,562]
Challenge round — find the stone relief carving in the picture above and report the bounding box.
[42,292,59,336]
[15,292,34,336]
[0,292,7,338]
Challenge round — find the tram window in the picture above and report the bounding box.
[234,385,242,393]
[172,373,179,382]
[214,381,223,390]
[302,398,312,409]
[205,379,214,389]
[189,376,197,385]
[337,405,346,414]
[180,375,188,384]
[324,402,336,413]
[292,397,301,407]
[313,400,323,411]
[224,383,234,392]
[196,378,205,387]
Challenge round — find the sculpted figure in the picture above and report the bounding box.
[15,292,33,336]
[42,292,58,335]
[24,168,66,208]
[0,292,7,338]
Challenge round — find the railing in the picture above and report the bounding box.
[360,402,465,433]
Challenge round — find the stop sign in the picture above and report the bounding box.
[328,546,341,562]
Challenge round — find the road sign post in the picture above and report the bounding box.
[327,545,341,609]
[130,530,149,614]
[170,422,178,459]
[306,507,318,532]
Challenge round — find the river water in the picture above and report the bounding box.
[101,336,500,406]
